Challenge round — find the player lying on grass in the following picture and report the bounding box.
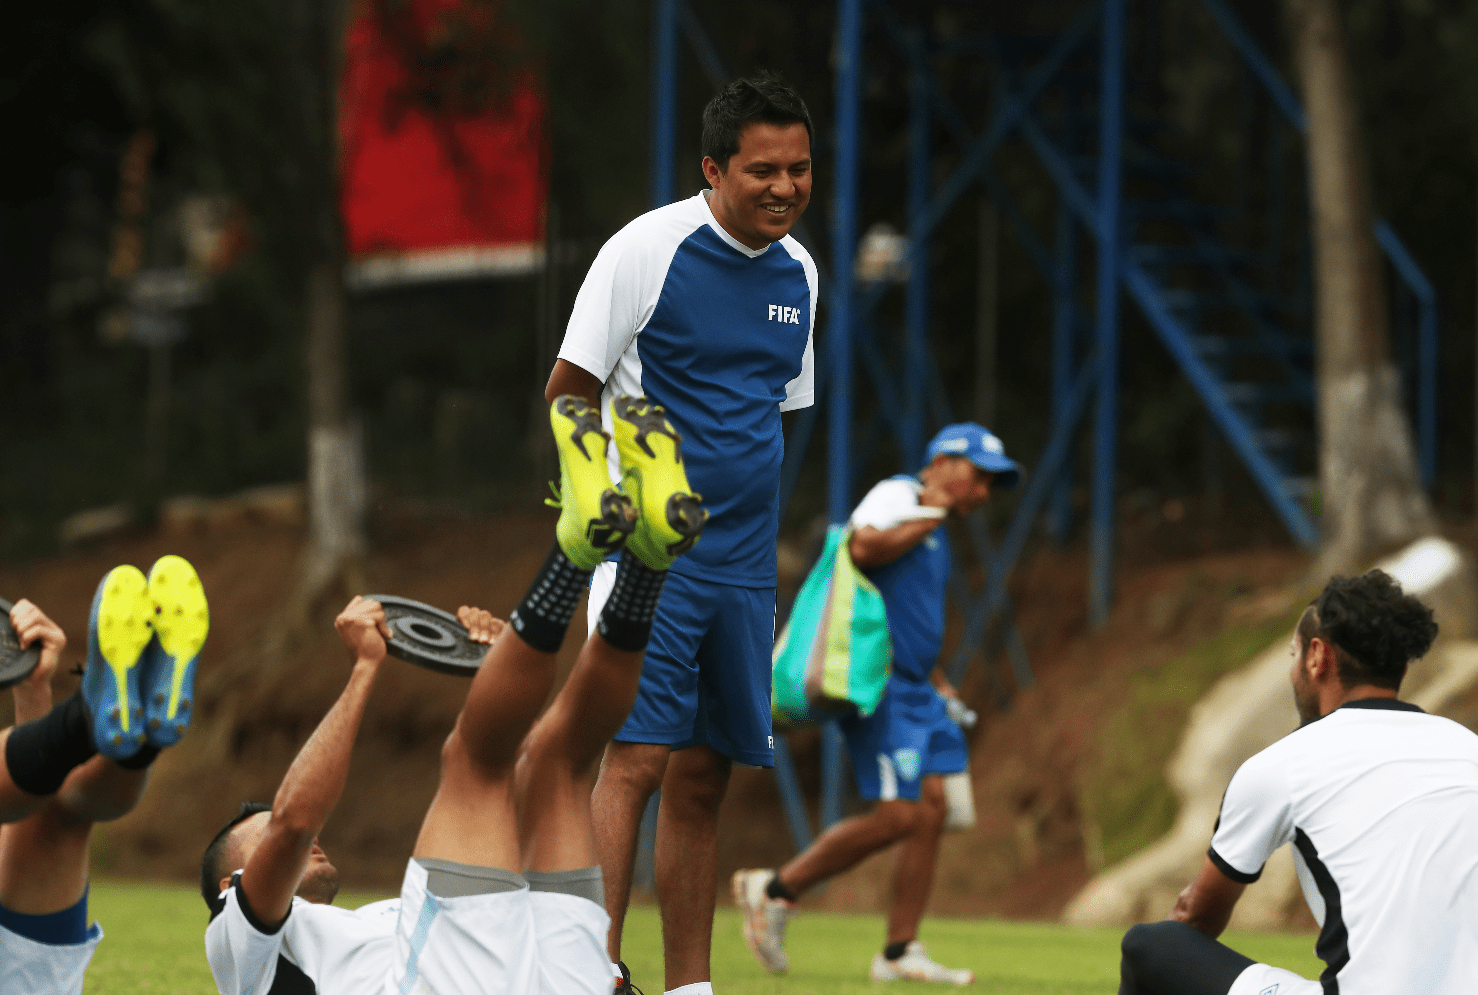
[0,558,209,995]
[200,394,705,995]
[1118,569,1478,995]
[734,424,1023,986]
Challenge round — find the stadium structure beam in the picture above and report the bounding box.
[650,0,679,208]
[1088,0,1125,629]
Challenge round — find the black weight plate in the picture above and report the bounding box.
[0,597,42,690]
[364,595,486,676]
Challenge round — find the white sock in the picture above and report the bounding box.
[612,963,624,981]
[664,984,714,995]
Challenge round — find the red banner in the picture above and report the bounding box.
[340,0,546,287]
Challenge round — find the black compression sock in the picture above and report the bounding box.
[595,550,668,652]
[116,744,160,770]
[4,692,97,796]
[884,940,911,961]
[766,874,797,902]
[509,545,593,654]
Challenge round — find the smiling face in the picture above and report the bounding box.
[702,121,812,250]
[222,812,341,906]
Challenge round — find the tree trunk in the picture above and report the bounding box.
[1286,0,1435,577]
[291,0,366,610]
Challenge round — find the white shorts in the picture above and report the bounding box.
[586,561,618,635]
[392,859,611,995]
[0,920,103,995]
[1228,962,1322,995]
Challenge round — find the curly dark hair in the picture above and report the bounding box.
[1296,570,1438,690]
[200,801,272,913]
[700,71,812,171]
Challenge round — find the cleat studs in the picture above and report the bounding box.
[154,693,165,704]
[110,708,120,721]
[149,718,160,729]
[175,724,187,735]
[111,734,123,746]
[179,698,191,710]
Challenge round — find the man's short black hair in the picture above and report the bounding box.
[700,71,813,171]
[200,801,271,912]
[1297,569,1438,691]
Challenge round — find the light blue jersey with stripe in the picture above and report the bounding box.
[558,192,817,587]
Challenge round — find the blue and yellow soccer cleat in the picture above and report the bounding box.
[609,395,706,570]
[83,565,154,760]
[547,395,636,570]
[141,555,209,748]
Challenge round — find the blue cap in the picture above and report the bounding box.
[924,423,1022,488]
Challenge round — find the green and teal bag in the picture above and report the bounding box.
[771,525,892,726]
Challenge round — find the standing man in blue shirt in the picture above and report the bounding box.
[544,72,817,995]
[732,424,1022,986]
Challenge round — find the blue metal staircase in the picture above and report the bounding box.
[646,0,1438,851]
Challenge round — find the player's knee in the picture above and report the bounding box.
[1120,921,1170,971]
[600,744,668,798]
[916,782,948,832]
[873,799,920,841]
[441,726,509,782]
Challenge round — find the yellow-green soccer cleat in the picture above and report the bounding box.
[548,395,636,570]
[610,395,707,570]
[83,565,155,759]
[141,555,209,748]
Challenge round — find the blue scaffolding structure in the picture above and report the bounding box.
[646,0,1437,854]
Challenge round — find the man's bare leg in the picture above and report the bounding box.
[411,621,561,870]
[884,775,947,945]
[655,744,732,989]
[775,800,919,895]
[516,632,645,872]
[590,740,669,960]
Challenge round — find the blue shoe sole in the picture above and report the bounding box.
[142,555,208,748]
[83,566,153,760]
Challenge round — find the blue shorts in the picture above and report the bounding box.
[839,676,967,801]
[588,566,775,767]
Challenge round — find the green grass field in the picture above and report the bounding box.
[83,879,1324,994]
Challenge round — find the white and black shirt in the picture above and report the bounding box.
[205,873,398,995]
[1210,699,1478,994]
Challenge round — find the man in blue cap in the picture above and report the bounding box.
[733,423,1021,986]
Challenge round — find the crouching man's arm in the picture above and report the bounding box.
[1168,857,1246,939]
[237,597,391,928]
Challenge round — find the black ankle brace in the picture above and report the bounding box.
[766,874,797,903]
[596,551,668,652]
[4,693,98,796]
[509,545,593,654]
[116,744,160,770]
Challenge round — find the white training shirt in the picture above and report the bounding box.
[1209,699,1478,994]
[557,191,816,587]
[206,874,399,995]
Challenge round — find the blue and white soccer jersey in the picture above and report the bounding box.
[1210,700,1478,995]
[205,860,611,995]
[0,918,102,995]
[564,191,816,766]
[838,477,966,802]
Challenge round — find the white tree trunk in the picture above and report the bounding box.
[1287,0,1435,576]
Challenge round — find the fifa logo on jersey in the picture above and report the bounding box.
[767,304,802,324]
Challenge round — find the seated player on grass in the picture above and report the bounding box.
[733,423,1023,986]
[0,557,209,995]
[1118,569,1478,995]
[199,394,705,995]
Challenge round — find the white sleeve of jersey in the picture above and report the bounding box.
[558,222,665,383]
[204,880,287,995]
[780,242,819,412]
[849,478,939,532]
[1208,747,1295,882]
